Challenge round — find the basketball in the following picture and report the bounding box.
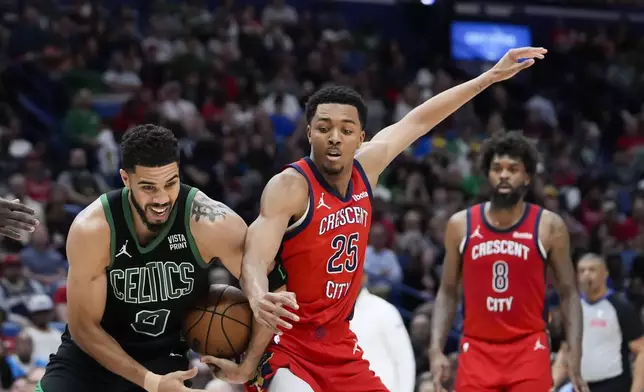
[183,284,252,359]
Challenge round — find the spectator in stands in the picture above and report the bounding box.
[4,174,45,244]
[350,275,416,392]
[5,332,47,383]
[261,0,298,27]
[409,309,432,374]
[56,148,109,206]
[52,284,67,323]
[365,223,403,294]
[22,295,61,361]
[19,226,67,289]
[44,185,74,256]
[159,81,198,129]
[0,254,46,324]
[63,89,101,149]
[102,51,142,94]
[0,308,14,390]
[23,154,52,205]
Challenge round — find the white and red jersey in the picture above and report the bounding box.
[278,157,373,328]
[461,202,549,343]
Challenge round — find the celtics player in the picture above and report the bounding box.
[37,125,250,392]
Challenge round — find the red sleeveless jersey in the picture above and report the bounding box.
[461,203,548,343]
[278,157,372,328]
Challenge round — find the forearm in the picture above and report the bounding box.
[631,353,644,392]
[551,347,569,389]
[242,318,276,368]
[429,287,459,354]
[240,257,271,301]
[72,325,150,389]
[560,290,583,372]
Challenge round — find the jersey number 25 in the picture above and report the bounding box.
[327,233,359,274]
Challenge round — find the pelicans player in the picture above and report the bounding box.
[430,131,589,392]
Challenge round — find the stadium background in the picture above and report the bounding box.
[1,0,644,391]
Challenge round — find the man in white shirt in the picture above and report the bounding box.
[350,275,416,392]
[23,294,62,361]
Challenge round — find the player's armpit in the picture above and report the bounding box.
[189,191,247,279]
[430,210,466,355]
[66,205,150,389]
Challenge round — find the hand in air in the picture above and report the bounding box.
[429,351,450,392]
[0,198,39,240]
[200,356,255,384]
[249,291,299,335]
[488,47,547,82]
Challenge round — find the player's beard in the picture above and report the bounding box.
[130,193,172,233]
[321,163,344,176]
[490,183,527,210]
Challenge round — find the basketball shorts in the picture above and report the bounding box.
[455,331,553,392]
[37,340,190,392]
[245,321,388,392]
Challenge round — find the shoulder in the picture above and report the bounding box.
[607,291,636,311]
[260,168,309,214]
[537,208,568,248]
[189,190,246,241]
[446,208,469,237]
[67,199,110,253]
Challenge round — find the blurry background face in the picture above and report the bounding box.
[121,163,180,232]
[577,256,607,297]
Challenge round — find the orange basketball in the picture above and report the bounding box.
[183,284,252,358]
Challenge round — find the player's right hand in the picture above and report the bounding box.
[157,368,204,391]
[0,198,38,240]
[249,291,299,335]
[429,351,450,392]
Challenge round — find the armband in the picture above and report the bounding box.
[267,263,287,292]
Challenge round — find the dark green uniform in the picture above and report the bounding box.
[38,184,211,392]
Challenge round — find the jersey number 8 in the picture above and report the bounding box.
[492,260,509,293]
[327,233,359,274]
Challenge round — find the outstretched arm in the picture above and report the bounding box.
[356,47,546,183]
[201,172,305,383]
[544,211,587,392]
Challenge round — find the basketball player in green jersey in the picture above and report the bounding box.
[37,125,288,392]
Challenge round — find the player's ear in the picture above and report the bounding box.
[306,125,312,145]
[119,169,130,188]
[359,129,365,149]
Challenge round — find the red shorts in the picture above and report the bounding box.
[455,331,553,392]
[245,322,387,392]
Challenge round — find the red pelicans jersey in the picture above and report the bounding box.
[461,203,548,343]
[278,157,372,328]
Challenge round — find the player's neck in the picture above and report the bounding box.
[310,157,352,198]
[485,201,527,229]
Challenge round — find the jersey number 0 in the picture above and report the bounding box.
[327,233,359,274]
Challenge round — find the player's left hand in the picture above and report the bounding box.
[487,47,547,83]
[200,355,255,384]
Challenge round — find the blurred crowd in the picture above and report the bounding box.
[1,0,644,391]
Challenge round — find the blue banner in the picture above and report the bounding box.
[451,21,532,62]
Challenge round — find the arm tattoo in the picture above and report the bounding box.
[191,194,229,223]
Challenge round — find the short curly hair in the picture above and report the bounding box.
[120,124,179,172]
[479,131,539,177]
[305,85,367,128]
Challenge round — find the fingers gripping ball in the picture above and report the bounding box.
[183,284,252,359]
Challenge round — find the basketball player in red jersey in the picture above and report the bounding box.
[200,47,547,391]
[429,131,589,392]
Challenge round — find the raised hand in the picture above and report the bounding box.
[487,47,547,82]
[249,291,299,335]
